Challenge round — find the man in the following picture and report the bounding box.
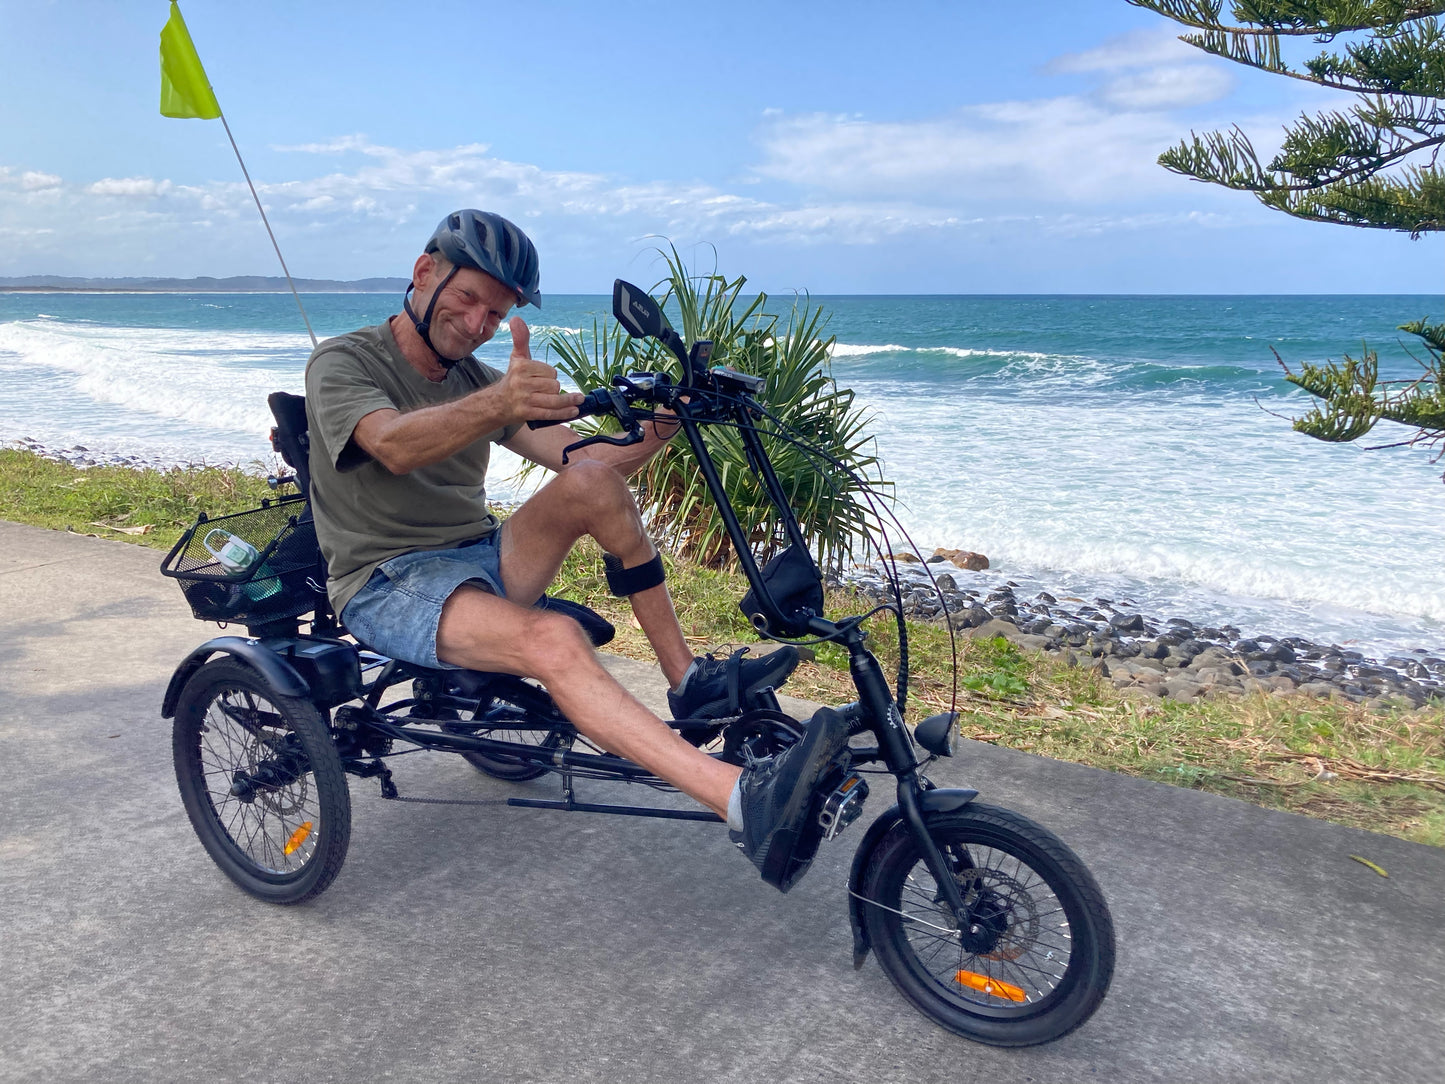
[304,210,849,889]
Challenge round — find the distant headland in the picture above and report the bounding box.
[0,275,408,293]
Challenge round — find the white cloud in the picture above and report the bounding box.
[272,135,389,155]
[1049,28,1236,112]
[0,27,1270,280]
[741,27,1247,209]
[0,141,1057,278]
[86,177,174,198]
[749,101,1187,204]
[1049,28,1197,74]
[20,170,62,191]
[0,118,1260,280]
[1097,64,1235,111]
[1043,208,1238,237]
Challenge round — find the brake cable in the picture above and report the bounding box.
[675,387,960,718]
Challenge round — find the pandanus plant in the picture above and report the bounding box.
[539,250,890,572]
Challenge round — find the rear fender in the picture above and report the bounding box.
[162,635,360,717]
[846,787,978,968]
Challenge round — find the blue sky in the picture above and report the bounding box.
[1,0,1440,293]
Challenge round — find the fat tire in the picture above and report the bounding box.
[860,804,1114,1046]
[173,657,351,904]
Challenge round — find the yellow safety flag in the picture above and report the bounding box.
[159,1,221,119]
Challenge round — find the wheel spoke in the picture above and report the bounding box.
[875,819,1107,1021]
[175,662,350,903]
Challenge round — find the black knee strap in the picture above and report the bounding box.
[602,551,666,596]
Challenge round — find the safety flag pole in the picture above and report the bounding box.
[159,1,318,349]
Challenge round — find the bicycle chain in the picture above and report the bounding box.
[383,792,514,807]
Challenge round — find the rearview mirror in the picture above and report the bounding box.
[613,279,670,339]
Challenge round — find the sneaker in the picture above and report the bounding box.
[667,646,800,720]
[731,706,850,892]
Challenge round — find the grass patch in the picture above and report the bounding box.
[4,447,1440,846]
[0,449,274,551]
[552,543,1445,848]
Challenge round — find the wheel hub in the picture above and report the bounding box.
[949,869,1034,956]
[228,746,309,812]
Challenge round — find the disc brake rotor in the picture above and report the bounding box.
[954,867,1038,961]
[222,694,310,816]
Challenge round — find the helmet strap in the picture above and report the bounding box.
[402,263,465,368]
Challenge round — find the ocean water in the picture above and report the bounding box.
[2,289,1442,657]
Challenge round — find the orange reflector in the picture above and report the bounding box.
[954,970,1027,1002]
[284,821,314,855]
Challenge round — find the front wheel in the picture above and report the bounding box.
[859,804,1114,1046]
[172,657,351,904]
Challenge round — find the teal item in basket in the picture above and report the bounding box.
[201,528,282,601]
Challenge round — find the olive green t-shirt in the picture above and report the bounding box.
[303,321,520,614]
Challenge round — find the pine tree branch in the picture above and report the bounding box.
[1268,106,1445,187]
[1276,323,1445,455]
[1130,4,1445,97]
[1184,26,1445,95]
[1160,97,1445,235]
[1260,164,1445,234]
[1128,1,1445,38]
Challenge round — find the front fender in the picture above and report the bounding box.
[846,787,978,968]
[161,636,311,718]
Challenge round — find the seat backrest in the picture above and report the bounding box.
[267,391,343,633]
[268,392,312,496]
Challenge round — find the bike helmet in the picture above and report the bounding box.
[403,209,541,366]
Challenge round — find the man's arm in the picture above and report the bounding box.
[354,318,582,474]
[353,394,513,475]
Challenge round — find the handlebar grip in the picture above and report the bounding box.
[526,386,616,429]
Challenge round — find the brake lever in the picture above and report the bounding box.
[560,424,644,465]
[559,387,646,465]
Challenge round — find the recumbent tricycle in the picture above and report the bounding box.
[160,280,1115,1047]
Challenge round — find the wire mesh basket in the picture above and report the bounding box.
[161,495,325,626]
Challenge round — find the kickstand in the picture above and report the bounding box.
[558,762,576,810]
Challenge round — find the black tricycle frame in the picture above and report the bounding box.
[162,279,1115,1046]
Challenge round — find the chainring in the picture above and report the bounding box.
[719,708,805,767]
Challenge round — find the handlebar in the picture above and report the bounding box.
[525,365,765,432]
[526,373,666,430]
[526,385,623,430]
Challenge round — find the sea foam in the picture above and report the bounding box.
[5,292,1443,657]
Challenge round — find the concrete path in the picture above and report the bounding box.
[2,520,1442,1084]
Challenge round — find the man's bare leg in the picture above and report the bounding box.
[496,459,693,686]
[435,584,740,816]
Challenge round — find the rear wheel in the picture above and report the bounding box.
[860,804,1114,1046]
[172,657,350,904]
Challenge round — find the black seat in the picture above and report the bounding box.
[268,391,313,496]
[265,391,615,651]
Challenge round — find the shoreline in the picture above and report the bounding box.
[849,561,1443,708]
[2,435,264,474]
[1,288,398,295]
[8,434,1440,705]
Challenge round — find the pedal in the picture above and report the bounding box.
[817,773,869,841]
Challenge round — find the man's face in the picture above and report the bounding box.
[416,255,519,359]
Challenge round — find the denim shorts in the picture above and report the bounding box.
[341,531,506,670]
